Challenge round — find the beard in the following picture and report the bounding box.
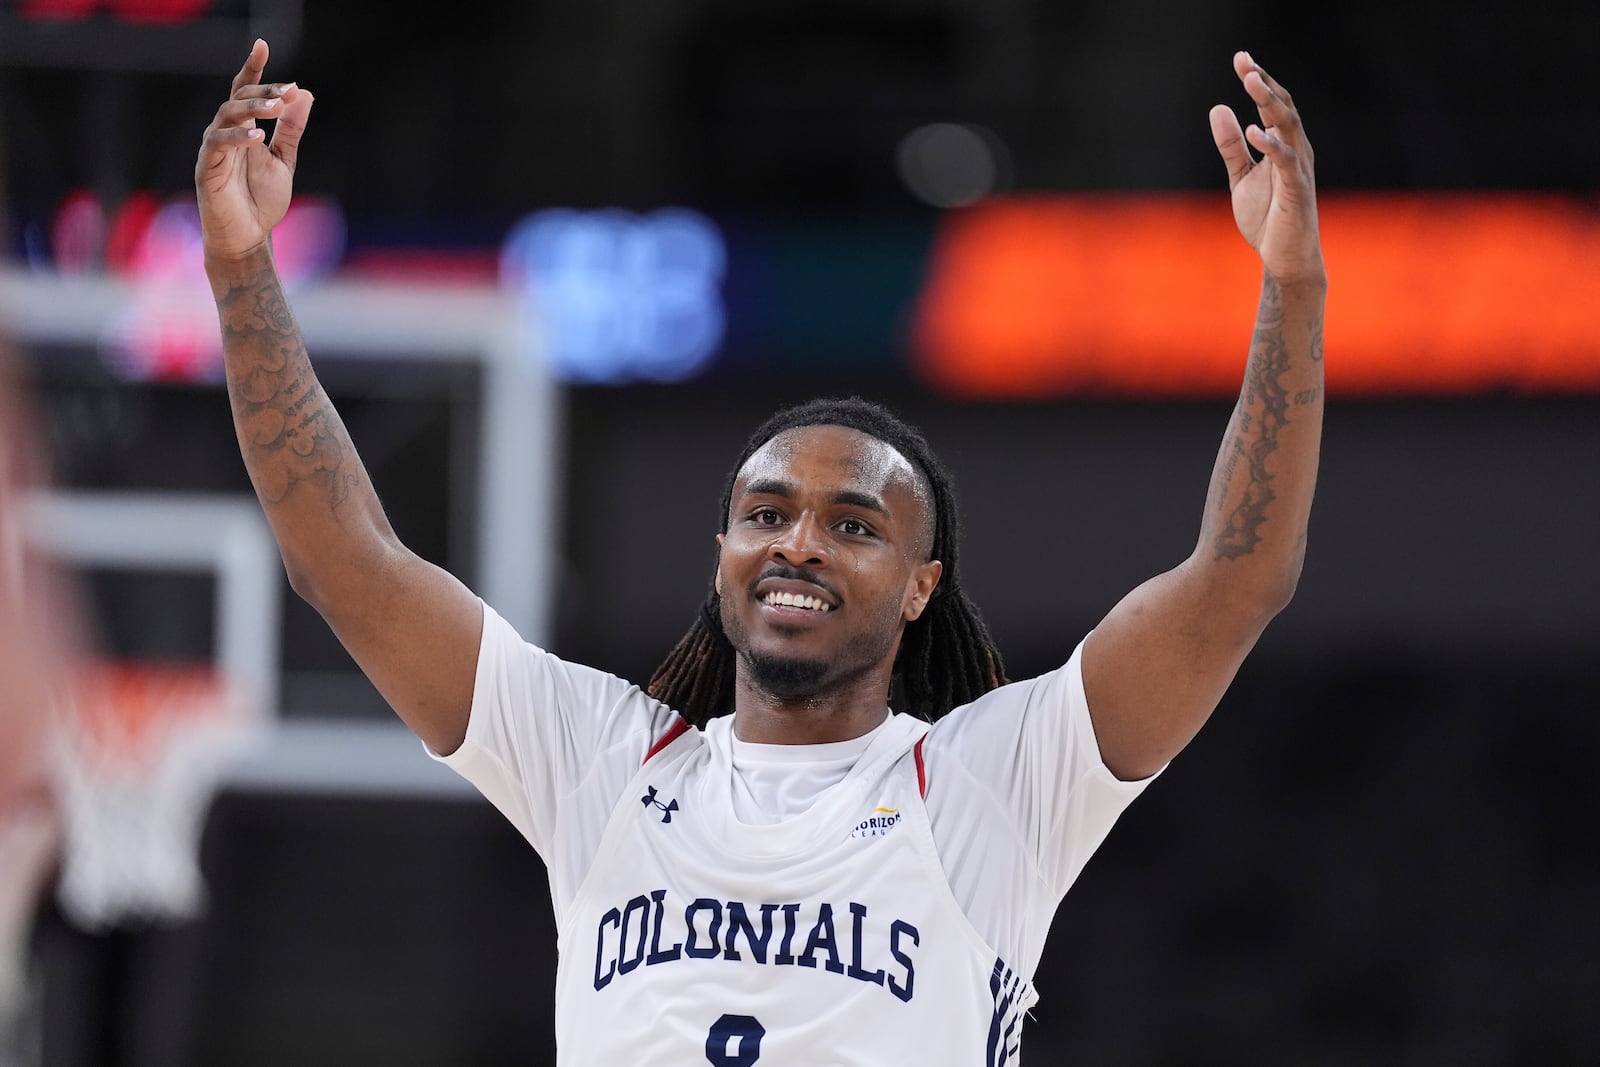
[731,615,902,703]
[740,648,832,700]
[719,580,906,704]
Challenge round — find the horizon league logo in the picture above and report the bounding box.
[850,807,902,839]
[593,891,919,1003]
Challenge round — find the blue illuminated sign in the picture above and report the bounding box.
[501,208,726,384]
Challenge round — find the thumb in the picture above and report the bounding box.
[1208,104,1253,190]
[269,88,314,172]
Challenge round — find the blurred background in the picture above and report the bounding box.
[1,0,1597,1063]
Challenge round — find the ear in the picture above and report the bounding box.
[902,559,943,622]
[714,534,725,596]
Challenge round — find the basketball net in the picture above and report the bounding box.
[51,660,258,931]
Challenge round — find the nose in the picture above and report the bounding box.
[769,512,828,566]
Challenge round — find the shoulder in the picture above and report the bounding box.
[480,603,654,708]
[472,601,686,761]
[923,640,1089,755]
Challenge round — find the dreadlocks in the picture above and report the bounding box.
[647,397,1008,726]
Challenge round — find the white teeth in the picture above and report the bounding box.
[764,591,830,611]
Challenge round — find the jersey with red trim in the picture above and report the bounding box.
[561,711,1034,1065]
[432,601,1158,1063]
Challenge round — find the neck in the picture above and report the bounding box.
[730,667,893,744]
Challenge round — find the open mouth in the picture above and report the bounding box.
[760,590,833,612]
[752,573,840,623]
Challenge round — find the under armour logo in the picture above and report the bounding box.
[641,786,680,823]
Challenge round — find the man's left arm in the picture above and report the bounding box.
[1083,52,1325,781]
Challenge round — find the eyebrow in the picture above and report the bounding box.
[743,478,890,517]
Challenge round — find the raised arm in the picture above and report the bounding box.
[196,41,482,755]
[1082,52,1326,780]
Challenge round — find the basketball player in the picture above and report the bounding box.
[197,41,1324,1063]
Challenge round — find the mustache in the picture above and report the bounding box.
[749,564,840,602]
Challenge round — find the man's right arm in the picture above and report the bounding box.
[198,42,481,755]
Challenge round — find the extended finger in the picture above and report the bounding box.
[212,95,289,130]
[201,125,265,154]
[1234,51,1295,108]
[1208,104,1254,189]
[233,82,297,102]
[1241,58,1292,110]
[1243,124,1314,199]
[1242,69,1298,129]
[230,39,268,97]
[1236,55,1309,155]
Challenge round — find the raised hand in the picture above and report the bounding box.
[195,39,314,263]
[1209,52,1324,286]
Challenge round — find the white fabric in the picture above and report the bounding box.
[728,730,874,826]
[433,601,1158,1061]
[554,711,1035,1065]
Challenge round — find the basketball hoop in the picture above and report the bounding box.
[52,659,259,931]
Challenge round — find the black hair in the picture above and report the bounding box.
[646,397,1007,725]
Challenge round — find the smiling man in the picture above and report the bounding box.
[197,40,1324,1065]
[712,421,944,739]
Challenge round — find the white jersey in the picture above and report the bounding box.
[434,603,1157,1064]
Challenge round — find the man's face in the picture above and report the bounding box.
[716,424,942,701]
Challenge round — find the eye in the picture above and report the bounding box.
[837,518,872,537]
[753,507,783,525]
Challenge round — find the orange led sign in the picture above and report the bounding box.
[910,193,1600,398]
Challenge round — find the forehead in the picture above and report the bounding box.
[734,424,927,505]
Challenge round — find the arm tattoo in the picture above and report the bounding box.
[1212,273,1292,560]
[219,268,359,510]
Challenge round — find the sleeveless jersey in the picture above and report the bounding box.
[558,711,1037,1066]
